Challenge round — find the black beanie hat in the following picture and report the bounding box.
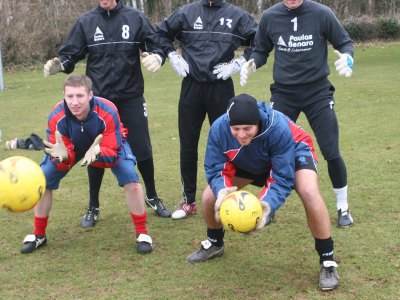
[227,94,260,126]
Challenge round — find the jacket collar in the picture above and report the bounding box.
[282,0,306,13]
[96,0,123,16]
[253,102,274,140]
[63,98,95,121]
[202,0,227,8]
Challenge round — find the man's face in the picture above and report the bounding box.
[283,0,304,9]
[64,86,93,121]
[98,0,117,10]
[230,125,258,146]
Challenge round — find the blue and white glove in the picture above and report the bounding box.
[168,51,189,77]
[213,56,246,80]
[240,59,256,86]
[334,50,353,77]
[141,52,162,73]
[214,186,238,222]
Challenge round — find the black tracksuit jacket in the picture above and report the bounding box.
[157,0,257,82]
[57,0,165,101]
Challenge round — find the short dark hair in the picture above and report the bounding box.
[64,74,92,93]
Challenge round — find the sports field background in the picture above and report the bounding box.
[0,43,399,299]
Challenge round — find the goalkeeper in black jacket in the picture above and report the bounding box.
[240,0,355,228]
[156,0,257,219]
[43,0,172,227]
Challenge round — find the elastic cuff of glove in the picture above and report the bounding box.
[155,54,162,64]
[237,56,247,66]
[168,51,177,59]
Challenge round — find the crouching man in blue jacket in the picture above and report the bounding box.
[187,94,340,291]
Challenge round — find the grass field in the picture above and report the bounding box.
[0,43,399,299]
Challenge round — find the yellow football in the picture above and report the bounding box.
[220,190,262,233]
[0,156,45,212]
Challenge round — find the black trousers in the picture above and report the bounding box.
[270,79,348,189]
[113,95,152,161]
[270,79,340,160]
[87,95,156,207]
[178,77,234,203]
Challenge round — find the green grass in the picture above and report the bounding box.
[0,43,399,299]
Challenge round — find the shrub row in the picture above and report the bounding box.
[344,17,400,41]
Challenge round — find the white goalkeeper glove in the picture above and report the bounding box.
[141,52,162,73]
[333,50,353,77]
[213,56,246,80]
[240,59,256,86]
[43,130,69,162]
[254,201,271,231]
[168,51,189,77]
[214,186,238,222]
[43,57,64,78]
[81,134,103,166]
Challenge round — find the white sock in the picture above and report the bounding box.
[333,185,348,211]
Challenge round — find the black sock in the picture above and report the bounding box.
[137,158,157,199]
[207,227,225,247]
[88,166,104,208]
[315,237,334,264]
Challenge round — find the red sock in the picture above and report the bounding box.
[33,215,49,236]
[130,212,147,236]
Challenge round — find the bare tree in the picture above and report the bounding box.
[0,0,399,67]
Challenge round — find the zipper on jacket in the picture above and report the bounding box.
[80,122,84,132]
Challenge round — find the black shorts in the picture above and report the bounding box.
[112,95,152,161]
[235,156,317,188]
[270,80,341,160]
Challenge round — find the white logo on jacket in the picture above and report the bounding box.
[277,34,314,53]
[194,17,203,30]
[277,36,287,47]
[94,26,104,42]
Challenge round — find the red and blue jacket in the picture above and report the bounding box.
[46,96,128,171]
[205,102,316,213]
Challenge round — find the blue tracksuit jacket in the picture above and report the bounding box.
[205,103,316,213]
